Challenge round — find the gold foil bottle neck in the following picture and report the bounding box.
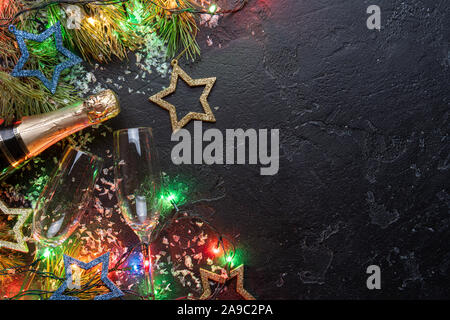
[15,89,120,159]
[0,90,120,180]
[83,89,121,124]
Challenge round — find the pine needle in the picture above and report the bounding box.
[0,0,24,70]
[143,0,200,60]
[47,3,143,63]
[0,71,79,124]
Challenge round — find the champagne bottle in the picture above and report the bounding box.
[0,89,120,180]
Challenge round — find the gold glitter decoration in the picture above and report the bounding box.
[0,200,32,253]
[149,59,216,132]
[199,265,256,300]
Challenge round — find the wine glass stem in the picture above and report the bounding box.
[141,243,154,299]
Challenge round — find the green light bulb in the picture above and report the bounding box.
[43,248,51,258]
[208,4,217,14]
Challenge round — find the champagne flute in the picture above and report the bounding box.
[113,128,163,299]
[31,145,102,296]
[33,145,103,248]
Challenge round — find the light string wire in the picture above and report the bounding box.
[159,197,237,300]
[0,196,237,300]
[0,0,130,27]
[0,0,248,28]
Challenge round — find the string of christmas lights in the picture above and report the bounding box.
[0,0,251,300]
[0,0,248,27]
[0,196,240,300]
[0,0,247,121]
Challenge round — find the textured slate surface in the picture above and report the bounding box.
[110,0,449,299]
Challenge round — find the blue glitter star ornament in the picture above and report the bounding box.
[50,252,124,300]
[9,21,82,94]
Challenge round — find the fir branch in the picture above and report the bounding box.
[46,3,143,63]
[143,0,200,60]
[0,71,79,124]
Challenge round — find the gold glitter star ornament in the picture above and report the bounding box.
[0,200,32,253]
[199,264,255,300]
[149,59,216,132]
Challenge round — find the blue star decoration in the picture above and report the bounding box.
[9,21,82,94]
[50,252,124,300]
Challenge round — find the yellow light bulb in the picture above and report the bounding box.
[87,17,96,25]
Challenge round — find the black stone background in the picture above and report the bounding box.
[110,0,449,299]
[5,0,450,299]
